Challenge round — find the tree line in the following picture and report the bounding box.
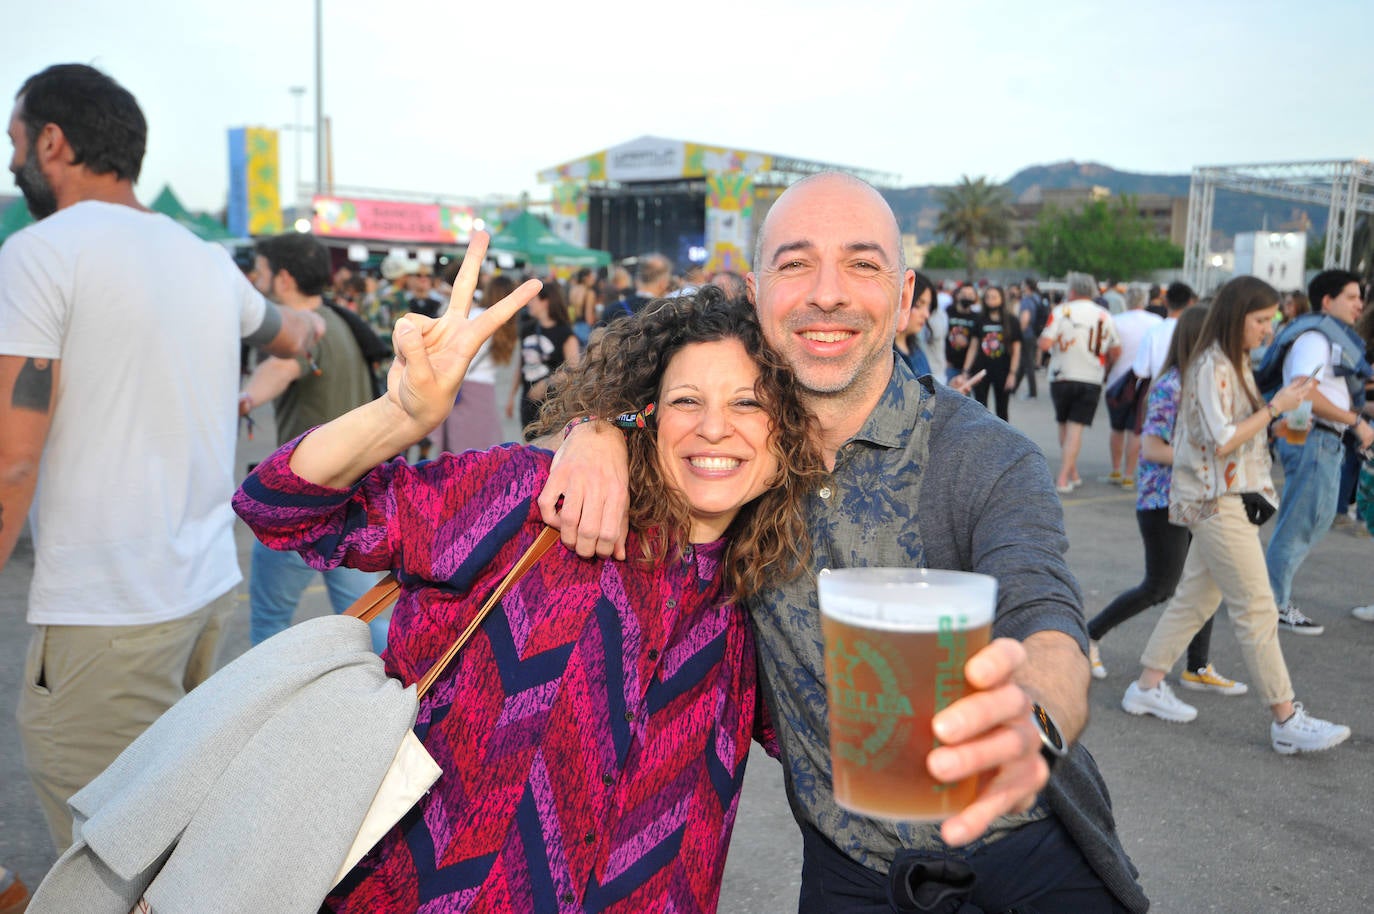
[923,175,1184,281]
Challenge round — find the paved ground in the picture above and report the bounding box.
[3,365,1373,910]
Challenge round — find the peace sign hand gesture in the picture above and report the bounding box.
[386,231,541,437]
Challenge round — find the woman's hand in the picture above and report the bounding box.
[387,232,540,436]
[1269,374,1317,415]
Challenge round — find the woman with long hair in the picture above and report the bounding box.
[506,278,581,437]
[234,237,828,911]
[1088,307,1246,693]
[894,270,936,378]
[432,271,519,453]
[960,284,1021,420]
[1121,276,1349,755]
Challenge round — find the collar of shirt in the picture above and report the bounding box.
[840,354,934,456]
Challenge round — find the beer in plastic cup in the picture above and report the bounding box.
[819,568,996,822]
[1283,400,1312,446]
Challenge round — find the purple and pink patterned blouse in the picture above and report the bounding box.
[232,438,777,913]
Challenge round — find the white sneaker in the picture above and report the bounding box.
[1271,703,1351,755]
[1351,604,1374,622]
[1089,640,1107,680]
[1122,681,1197,723]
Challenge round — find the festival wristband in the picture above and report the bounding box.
[562,416,603,439]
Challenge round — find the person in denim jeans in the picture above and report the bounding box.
[1263,270,1373,635]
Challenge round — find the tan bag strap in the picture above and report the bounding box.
[343,525,560,699]
[346,575,403,624]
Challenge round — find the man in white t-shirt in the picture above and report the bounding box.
[1130,281,1197,382]
[1264,270,1373,636]
[0,64,319,852]
[1104,287,1161,487]
[1038,271,1121,494]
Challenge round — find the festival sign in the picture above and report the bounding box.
[685,142,772,178]
[312,196,474,244]
[227,127,283,236]
[550,181,589,248]
[536,150,607,185]
[705,172,755,274]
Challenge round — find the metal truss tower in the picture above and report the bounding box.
[1182,159,1374,291]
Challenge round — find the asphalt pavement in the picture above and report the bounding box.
[3,363,1373,911]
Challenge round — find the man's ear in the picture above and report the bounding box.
[894,268,916,329]
[35,122,71,167]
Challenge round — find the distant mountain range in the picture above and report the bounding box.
[883,160,1330,246]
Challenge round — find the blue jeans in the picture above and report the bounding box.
[249,540,389,652]
[1266,429,1344,608]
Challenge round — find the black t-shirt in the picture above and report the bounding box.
[520,322,574,388]
[945,310,980,366]
[969,315,1015,373]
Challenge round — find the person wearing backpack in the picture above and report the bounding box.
[1258,269,1374,635]
[238,232,389,652]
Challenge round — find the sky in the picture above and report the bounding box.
[7,0,1372,213]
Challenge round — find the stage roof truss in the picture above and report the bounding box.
[1183,159,1374,291]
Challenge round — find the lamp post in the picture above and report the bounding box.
[288,85,306,209]
[314,0,325,199]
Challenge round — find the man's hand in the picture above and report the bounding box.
[537,421,631,560]
[307,309,327,344]
[1355,418,1374,450]
[926,638,1047,847]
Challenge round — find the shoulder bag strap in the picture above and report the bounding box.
[343,525,561,698]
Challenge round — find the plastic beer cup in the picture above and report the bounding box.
[819,568,996,822]
[1283,399,1312,446]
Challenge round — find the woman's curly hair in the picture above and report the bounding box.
[533,284,828,598]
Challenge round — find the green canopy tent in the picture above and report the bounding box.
[488,211,610,270]
[0,199,35,245]
[149,185,241,242]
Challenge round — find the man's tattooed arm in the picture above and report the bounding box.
[1,355,59,571]
[12,358,54,412]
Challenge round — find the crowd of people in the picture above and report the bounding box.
[3,60,1374,913]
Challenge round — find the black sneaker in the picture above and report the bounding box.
[1277,603,1324,636]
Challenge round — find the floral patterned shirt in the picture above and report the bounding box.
[1169,344,1277,526]
[1135,368,1181,512]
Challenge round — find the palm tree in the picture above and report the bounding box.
[935,176,1013,282]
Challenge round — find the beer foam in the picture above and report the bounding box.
[818,570,996,632]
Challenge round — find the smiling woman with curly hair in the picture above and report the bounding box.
[234,238,828,913]
[534,283,828,597]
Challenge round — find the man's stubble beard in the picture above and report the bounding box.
[15,154,58,219]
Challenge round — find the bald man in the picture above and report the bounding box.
[541,173,1145,913]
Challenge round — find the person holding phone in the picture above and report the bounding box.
[1262,269,1373,635]
[1121,276,1348,756]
